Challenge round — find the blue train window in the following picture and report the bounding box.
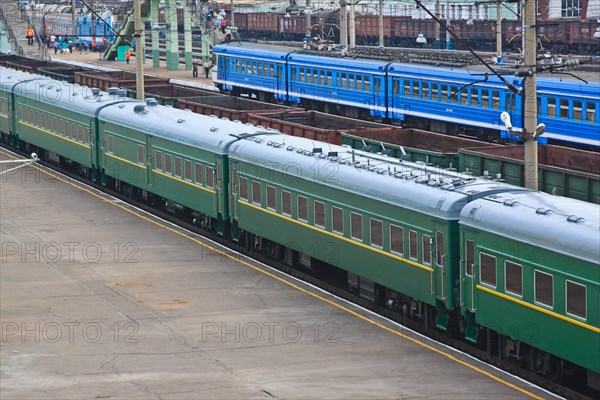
[505,261,523,297]
[450,85,458,104]
[480,253,497,288]
[573,101,582,121]
[327,72,333,86]
[423,83,430,100]
[291,68,296,81]
[547,98,557,117]
[432,84,440,101]
[586,103,596,122]
[365,77,371,92]
[392,79,400,95]
[239,177,248,200]
[481,91,490,108]
[492,91,500,109]
[566,280,586,319]
[281,191,291,215]
[534,270,553,307]
[390,225,404,255]
[403,81,410,96]
[357,75,362,90]
[560,99,569,118]
[470,91,479,106]
[375,78,382,93]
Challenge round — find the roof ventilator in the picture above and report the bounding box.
[146,98,158,106]
[91,88,101,96]
[117,89,128,97]
[107,87,119,95]
[567,215,585,223]
[133,104,146,113]
[503,199,518,207]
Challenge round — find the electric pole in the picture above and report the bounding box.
[134,0,144,100]
[522,0,538,190]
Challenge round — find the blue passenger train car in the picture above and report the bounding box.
[212,43,600,148]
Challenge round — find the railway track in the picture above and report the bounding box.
[3,142,596,400]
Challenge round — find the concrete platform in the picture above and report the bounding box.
[0,150,555,399]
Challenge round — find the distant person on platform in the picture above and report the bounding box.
[26,26,34,45]
[125,49,131,64]
[203,59,212,79]
[192,60,199,78]
[91,38,96,52]
[52,41,59,54]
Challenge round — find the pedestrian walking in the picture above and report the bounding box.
[52,40,59,54]
[203,59,212,79]
[91,38,96,52]
[192,60,199,78]
[125,49,131,64]
[26,26,34,46]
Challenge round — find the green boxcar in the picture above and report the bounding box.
[460,191,600,374]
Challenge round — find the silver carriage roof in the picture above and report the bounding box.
[98,101,279,154]
[460,191,600,264]
[0,67,135,115]
[228,133,530,220]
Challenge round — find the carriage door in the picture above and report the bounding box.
[462,234,477,312]
[215,160,224,215]
[145,136,152,185]
[433,226,446,302]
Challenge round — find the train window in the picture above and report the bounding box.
[195,163,203,184]
[481,91,489,109]
[351,212,362,241]
[253,62,258,74]
[266,185,276,210]
[465,240,474,276]
[314,201,325,227]
[155,150,163,171]
[431,84,439,101]
[174,157,182,177]
[320,71,325,85]
[241,61,246,73]
[291,68,296,81]
[326,72,332,86]
[505,261,523,297]
[85,128,90,144]
[471,90,479,107]
[107,135,114,154]
[547,98,556,117]
[257,63,262,76]
[442,86,450,102]
[480,253,496,288]
[306,69,311,83]
[422,234,431,265]
[206,166,214,188]
[390,225,404,255]
[407,230,417,259]
[184,160,192,181]
[78,126,84,142]
[586,103,596,122]
[534,270,553,308]
[59,119,64,135]
[560,99,569,118]
[138,145,145,166]
[298,195,308,221]
[299,68,305,82]
[356,75,362,90]
[239,177,248,200]
[271,65,276,77]
[572,100,582,121]
[492,90,500,109]
[164,154,172,174]
[506,93,514,112]
[364,76,370,92]
[53,117,58,133]
[566,280,586,319]
[251,180,261,205]
[422,83,429,100]
[234,59,240,73]
[348,74,354,89]
[449,86,458,104]
[411,81,419,97]
[341,73,347,89]
[436,231,444,266]
[281,190,291,215]
[370,218,383,248]
[392,79,400,95]
[460,90,468,106]
[313,69,319,84]
[332,206,343,234]
[403,81,410,96]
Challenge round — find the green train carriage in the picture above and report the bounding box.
[227,133,530,330]
[460,191,600,385]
